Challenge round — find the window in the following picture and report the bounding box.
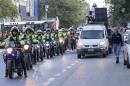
[80,30,104,39]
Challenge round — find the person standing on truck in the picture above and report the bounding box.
[91,3,97,21]
[111,27,124,64]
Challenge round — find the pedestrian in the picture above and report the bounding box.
[111,27,124,64]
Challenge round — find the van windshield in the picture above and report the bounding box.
[80,30,104,39]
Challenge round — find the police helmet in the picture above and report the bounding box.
[46,28,51,32]
[25,27,34,33]
[59,29,63,32]
[11,26,19,33]
[37,29,42,33]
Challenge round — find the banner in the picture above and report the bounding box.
[53,17,56,31]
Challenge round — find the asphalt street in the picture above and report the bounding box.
[0,49,130,86]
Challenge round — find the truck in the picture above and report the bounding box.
[87,8,112,53]
[88,8,108,29]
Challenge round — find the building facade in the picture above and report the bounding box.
[9,0,39,21]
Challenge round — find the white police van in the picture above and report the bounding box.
[77,24,109,58]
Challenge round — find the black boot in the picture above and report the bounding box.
[116,57,119,64]
[24,73,27,78]
[5,69,8,77]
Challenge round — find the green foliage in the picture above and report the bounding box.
[48,0,87,28]
[105,0,130,26]
[0,0,18,19]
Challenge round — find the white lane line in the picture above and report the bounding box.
[35,76,38,81]
[55,73,61,77]
[34,67,38,71]
[70,63,75,66]
[75,60,79,63]
[48,77,55,82]
[62,69,67,73]
[32,70,38,78]
[43,82,50,86]
[67,66,71,69]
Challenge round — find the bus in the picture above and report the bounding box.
[2,17,59,32]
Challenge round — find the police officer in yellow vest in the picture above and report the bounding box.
[44,29,52,42]
[5,26,27,78]
[0,36,6,48]
[24,27,39,44]
[44,29,53,58]
[62,29,68,50]
[51,31,55,41]
[36,29,43,43]
[42,31,46,43]
[58,29,65,41]
[24,27,39,63]
[36,29,44,61]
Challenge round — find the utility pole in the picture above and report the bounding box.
[45,0,49,19]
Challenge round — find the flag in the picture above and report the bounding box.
[53,17,56,31]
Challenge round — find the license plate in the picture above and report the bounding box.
[88,49,94,52]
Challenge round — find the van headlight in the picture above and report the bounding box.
[59,39,64,43]
[7,48,13,54]
[24,45,29,50]
[99,42,106,48]
[77,42,84,49]
[36,45,40,48]
[46,43,50,46]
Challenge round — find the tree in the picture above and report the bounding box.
[47,0,87,28]
[0,0,18,19]
[105,0,130,26]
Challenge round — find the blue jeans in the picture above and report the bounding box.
[113,44,121,58]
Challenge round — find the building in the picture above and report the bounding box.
[10,0,39,21]
[20,0,38,21]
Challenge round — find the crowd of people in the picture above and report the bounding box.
[1,24,126,79]
[0,26,77,79]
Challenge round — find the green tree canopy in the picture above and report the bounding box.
[105,0,130,26]
[0,0,18,19]
[48,0,87,28]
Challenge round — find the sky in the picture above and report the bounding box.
[86,0,105,8]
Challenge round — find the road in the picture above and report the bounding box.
[0,49,130,86]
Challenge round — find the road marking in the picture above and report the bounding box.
[75,60,79,63]
[32,71,37,78]
[48,77,55,82]
[35,76,38,81]
[62,69,67,73]
[70,63,75,66]
[67,66,71,69]
[55,73,61,77]
[43,82,50,86]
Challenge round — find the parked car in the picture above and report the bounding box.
[123,30,130,68]
[77,24,109,58]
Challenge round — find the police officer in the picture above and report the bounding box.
[6,26,27,78]
[58,29,65,53]
[0,35,6,48]
[36,29,43,43]
[25,27,39,63]
[42,31,46,57]
[54,30,59,41]
[58,29,64,40]
[62,29,68,50]
[44,28,52,42]
[51,31,56,55]
[44,29,53,58]
[36,29,44,61]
